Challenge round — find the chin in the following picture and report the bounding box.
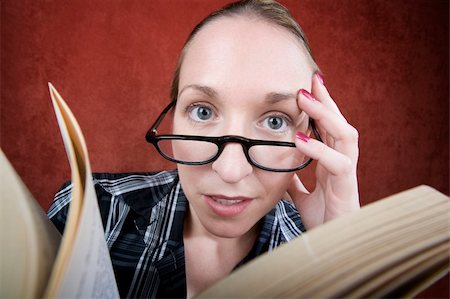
[202,218,259,239]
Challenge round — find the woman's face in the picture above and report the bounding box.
[174,16,314,239]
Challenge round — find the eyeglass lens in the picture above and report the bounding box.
[156,139,310,171]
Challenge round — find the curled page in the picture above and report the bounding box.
[198,185,450,299]
[45,83,119,298]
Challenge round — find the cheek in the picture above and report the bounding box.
[177,164,200,189]
[257,171,293,200]
[172,141,191,160]
[177,162,293,204]
[172,140,218,163]
[177,164,210,203]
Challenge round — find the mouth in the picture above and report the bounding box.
[204,194,253,217]
[212,197,245,205]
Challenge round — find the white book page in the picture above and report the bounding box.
[56,170,119,298]
[46,83,119,298]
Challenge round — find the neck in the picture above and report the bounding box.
[183,203,260,298]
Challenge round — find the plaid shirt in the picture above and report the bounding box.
[48,170,305,298]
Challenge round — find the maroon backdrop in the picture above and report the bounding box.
[1,0,449,297]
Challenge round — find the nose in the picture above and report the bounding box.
[212,142,253,184]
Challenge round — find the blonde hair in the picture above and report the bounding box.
[170,0,318,100]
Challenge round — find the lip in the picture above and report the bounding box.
[204,194,253,217]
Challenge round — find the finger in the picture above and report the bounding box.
[311,73,345,120]
[298,89,359,158]
[287,173,309,203]
[298,89,356,138]
[310,73,359,158]
[295,132,354,176]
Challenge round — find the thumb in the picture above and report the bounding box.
[287,174,309,204]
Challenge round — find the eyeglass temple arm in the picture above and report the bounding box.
[146,100,177,138]
[309,119,323,142]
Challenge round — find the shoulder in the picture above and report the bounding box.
[91,171,179,207]
[92,171,179,194]
[250,199,306,256]
[48,170,179,233]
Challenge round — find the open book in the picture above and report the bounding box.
[1,83,120,298]
[1,84,449,298]
[198,185,450,298]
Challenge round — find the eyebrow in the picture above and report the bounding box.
[265,91,298,104]
[178,84,218,99]
[178,84,297,104]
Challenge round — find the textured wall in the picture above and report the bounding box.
[1,0,448,296]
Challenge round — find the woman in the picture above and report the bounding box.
[49,0,359,298]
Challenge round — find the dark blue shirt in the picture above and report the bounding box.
[48,170,305,298]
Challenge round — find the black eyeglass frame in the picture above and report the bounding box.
[145,100,322,172]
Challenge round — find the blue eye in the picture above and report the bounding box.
[265,116,286,131]
[189,105,213,121]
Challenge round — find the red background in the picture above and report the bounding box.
[1,0,448,297]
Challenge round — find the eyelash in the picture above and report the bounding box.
[182,102,294,133]
[261,112,293,133]
[184,102,216,122]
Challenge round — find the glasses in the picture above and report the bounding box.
[146,100,322,172]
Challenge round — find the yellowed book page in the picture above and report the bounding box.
[45,83,119,298]
[0,150,61,298]
[44,85,84,298]
[197,185,450,299]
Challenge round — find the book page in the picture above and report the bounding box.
[197,185,450,299]
[44,83,119,298]
[0,150,61,298]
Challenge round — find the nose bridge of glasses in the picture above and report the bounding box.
[212,137,253,180]
[218,135,250,145]
[216,136,248,153]
[213,135,252,163]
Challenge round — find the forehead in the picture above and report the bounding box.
[179,16,314,97]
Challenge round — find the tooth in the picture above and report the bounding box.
[214,198,243,205]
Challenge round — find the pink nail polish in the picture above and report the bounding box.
[296,131,310,142]
[299,89,315,101]
[316,72,324,85]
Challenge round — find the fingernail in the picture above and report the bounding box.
[316,72,324,85]
[299,89,315,101]
[296,131,310,142]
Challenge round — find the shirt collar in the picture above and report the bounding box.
[120,170,279,262]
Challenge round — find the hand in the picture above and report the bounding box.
[287,73,360,230]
